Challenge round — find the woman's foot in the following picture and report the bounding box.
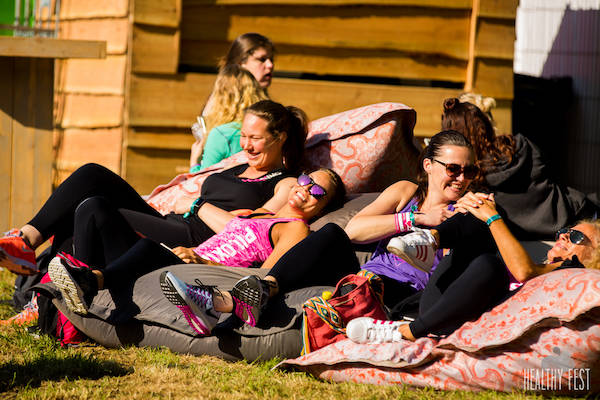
[231,275,275,327]
[159,271,221,336]
[386,228,438,273]
[0,229,38,275]
[48,253,98,315]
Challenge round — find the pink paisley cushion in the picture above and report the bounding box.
[146,103,419,215]
[439,268,600,352]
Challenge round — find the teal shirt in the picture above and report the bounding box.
[190,121,242,173]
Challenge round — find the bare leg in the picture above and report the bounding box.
[19,224,43,249]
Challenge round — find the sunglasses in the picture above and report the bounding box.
[433,159,479,180]
[555,228,586,245]
[297,174,328,200]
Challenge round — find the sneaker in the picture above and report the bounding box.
[159,271,221,336]
[0,297,39,326]
[231,275,273,327]
[346,317,409,344]
[0,229,38,275]
[48,253,98,315]
[386,227,437,273]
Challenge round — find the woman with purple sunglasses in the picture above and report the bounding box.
[48,168,346,319]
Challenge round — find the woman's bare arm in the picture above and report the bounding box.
[259,221,310,270]
[344,181,417,244]
[260,177,296,213]
[463,197,560,282]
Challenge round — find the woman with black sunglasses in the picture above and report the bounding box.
[47,168,345,321]
[346,193,600,344]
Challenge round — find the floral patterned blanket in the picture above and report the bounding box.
[278,268,600,395]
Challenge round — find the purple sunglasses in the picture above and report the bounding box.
[297,174,327,200]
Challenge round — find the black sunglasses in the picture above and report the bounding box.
[433,159,479,180]
[555,228,586,245]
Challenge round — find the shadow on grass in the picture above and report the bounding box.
[0,353,132,391]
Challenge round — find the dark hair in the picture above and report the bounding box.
[441,98,515,178]
[245,100,308,174]
[314,168,346,214]
[416,130,474,203]
[219,33,275,69]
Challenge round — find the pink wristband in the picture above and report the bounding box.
[394,212,414,233]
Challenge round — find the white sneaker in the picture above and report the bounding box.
[387,228,437,273]
[346,317,409,344]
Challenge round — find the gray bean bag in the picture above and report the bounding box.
[40,265,333,361]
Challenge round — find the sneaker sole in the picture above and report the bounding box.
[386,244,432,273]
[159,271,212,335]
[0,248,38,275]
[48,257,88,315]
[231,276,262,327]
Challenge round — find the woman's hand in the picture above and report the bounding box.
[172,246,203,264]
[454,192,493,214]
[189,140,206,168]
[413,203,456,226]
[461,194,498,223]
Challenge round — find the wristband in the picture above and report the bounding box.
[183,198,206,219]
[394,212,415,233]
[486,214,502,226]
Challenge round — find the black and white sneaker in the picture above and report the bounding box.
[48,253,98,315]
[231,275,274,327]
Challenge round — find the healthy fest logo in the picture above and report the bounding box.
[522,347,591,392]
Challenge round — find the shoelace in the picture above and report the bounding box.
[187,280,215,309]
[366,322,402,343]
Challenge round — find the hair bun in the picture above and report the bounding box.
[443,98,458,111]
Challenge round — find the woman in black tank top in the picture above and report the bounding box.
[0,100,309,274]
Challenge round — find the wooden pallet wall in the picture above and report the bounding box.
[122,0,516,193]
[54,0,129,184]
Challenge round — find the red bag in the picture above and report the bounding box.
[301,270,387,354]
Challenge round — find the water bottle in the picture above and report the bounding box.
[191,116,207,142]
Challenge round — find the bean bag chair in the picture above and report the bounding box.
[38,265,333,361]
[278,268,600,394]
[146,103,419,215]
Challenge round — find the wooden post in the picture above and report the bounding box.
[464,0,480,92]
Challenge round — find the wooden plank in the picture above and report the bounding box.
[0,37,106,59]
[472,58,513,100]
[60,0,129,20]
[134,0,181,28]
[127,128,194,150]
[59,55,126,95]
[59,93,124,128]
[124,146,190,194]
[464,0,479,92]
[11,58,54,228]
[492,100,512,136]
[55,128,123,173]
[475,18,515,60]
[0,59,13,231]
[129,73,213,128]
[479,0,518,19]
[268,78,462,136]
[132,24,180,74]
[185,0,472,7]
[181,5,471,60]
[129,71,462,135]
[60,18,128,55]
[180,40,468,82]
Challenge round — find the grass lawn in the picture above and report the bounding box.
[0,268,583,399]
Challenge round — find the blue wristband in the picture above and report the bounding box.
[486,214,502,226]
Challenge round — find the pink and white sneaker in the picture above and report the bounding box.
[386,228,437,273]
[346,317,409,344]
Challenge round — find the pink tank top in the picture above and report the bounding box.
[193,215,307,268]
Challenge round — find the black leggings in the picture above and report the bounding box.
[28,163,211,253]
[267,223,361,293]
[70,196,184,288]
[408,213,510,337]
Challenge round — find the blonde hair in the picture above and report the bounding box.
[203,64,269,132]
[458,92,497,132]
[580,219,600,270]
